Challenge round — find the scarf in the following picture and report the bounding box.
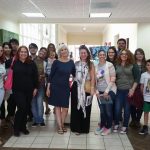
[75,61,89,118]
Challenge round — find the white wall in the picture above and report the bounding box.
[103,24,138,52]
[0,15,19,33]
[67,32,102,45]
[137,23,150,59]
[56,24,67,46]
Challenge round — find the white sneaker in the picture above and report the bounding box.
[101,128,111,136]
[120,127,127,134]
[113,125,119,133]
[94,127,105,135]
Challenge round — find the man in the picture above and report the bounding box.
[117,38,126,52]
[29,43,38,60]
[32,47,47,127]
[9,38,19,56]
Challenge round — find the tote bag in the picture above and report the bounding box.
[4,58,15,90]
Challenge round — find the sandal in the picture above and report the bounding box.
[57,129,64,134]
[75,132,80,135]
[62,127,67,132]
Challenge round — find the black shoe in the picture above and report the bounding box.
[21,129,30,135]
[40,122,46,127]
[14,131,20,137]
[27,117,33,122]
[139,125,148,135]
[32,123,38,127]
[135,121,141,128]
[129,120,136,128]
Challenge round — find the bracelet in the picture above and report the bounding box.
[130,88,134,92]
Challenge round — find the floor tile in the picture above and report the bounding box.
[86,144,105,149]
[69,137,86,145]
[68,144,86,149]
[30,143,50,148]
[12,143,31,148]
[49,143,68,149]
[105,145,125,150]
[87,137,104,145]
[33,136,53,144]
[51,136,69,144]
[104,138,123,146]
[15,136,35,144]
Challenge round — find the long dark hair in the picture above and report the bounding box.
[134,48,146,65]
[79,45,92,70]
[106,46,117,63]
[0,45,5,64]
[16,46,32,63]
[47,43,58,59]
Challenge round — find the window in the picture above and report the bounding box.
[20,23,56,48]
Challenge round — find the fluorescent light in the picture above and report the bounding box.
[90,13,111,18]
[22,13,45,17]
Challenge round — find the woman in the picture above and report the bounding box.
[46,44,75,134]
[0,45,6,144]
[0,42,12,128]
[2,42,12,60]
[114,50,140,134]
[95,50,116,136]
[130,48,146,128]
[47,43,58,59]
[45,51,56,115]
[106,46,118,65]
[70,45,95,134]
[13,46,38,136]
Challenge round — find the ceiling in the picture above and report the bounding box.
[61,24,106,33]
[0,0,150,23]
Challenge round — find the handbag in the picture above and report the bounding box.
[98,95,113,105]
[127,85,143,108]
[84,80,91,93]
[4,58,15,90]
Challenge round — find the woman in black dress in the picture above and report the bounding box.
[13,46,38,136]
[70,45,95,134]
[46,44,75,134]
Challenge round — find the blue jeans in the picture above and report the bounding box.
[98,91,115,129]
[114,89,130,127]
[32,85,44,123]
[0,88,4,107]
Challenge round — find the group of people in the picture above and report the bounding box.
[0,38,150,145]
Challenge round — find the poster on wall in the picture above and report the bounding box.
[89,46,109,61]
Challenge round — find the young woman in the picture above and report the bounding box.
[46,44,75,134]
[0,42,12,128]
[114,50,140,134]
[45,51,56,115]
[70,45,95,134]
[106,46,118,65]
[130,48,146,128]
[2,42,12,60]
[13,46,38,136]
[0,45,6,144]
[47,43,58,59]
[95,50,116,136]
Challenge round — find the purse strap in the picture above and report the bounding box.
[10,57,15,69]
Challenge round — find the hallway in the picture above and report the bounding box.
[2,98,134,150]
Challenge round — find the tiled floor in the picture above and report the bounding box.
[3,96,134,150]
